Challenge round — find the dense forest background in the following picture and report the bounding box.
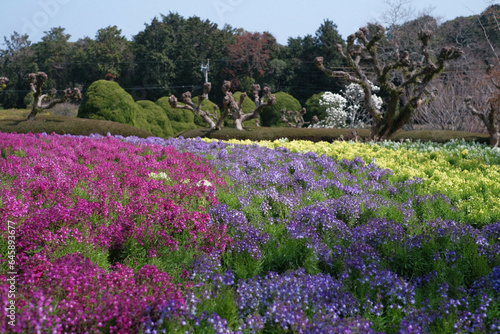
[0,4,499,131]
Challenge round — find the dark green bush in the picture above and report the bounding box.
[305,92,327,123]
[180,127,490,144]
[78,80,139,126]
[156,97,194,123]
[135,100,174,137]
[156,97,198,135]
[261,92,302,127]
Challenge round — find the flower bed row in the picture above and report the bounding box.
[212,138,500,227]
[0,133,228,333]
[1,133,499,333]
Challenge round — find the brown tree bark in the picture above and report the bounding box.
[465,97,500,147]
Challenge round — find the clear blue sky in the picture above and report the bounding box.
[0,0,494,45]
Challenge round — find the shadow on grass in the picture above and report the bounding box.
[0,115,153,138]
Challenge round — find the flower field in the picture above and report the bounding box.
[1,132,499,333]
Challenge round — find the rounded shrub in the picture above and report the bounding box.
[305,92,327,123]
[261,92,302,127]
[135,100,174,138]
[156,97,194,123]
[156,97,198,135]
[78,80,139,126]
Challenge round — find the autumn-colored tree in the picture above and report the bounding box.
[26,72,81,121]
[465,65,500,147]
[315,25,462,140]
[226,32,272,86]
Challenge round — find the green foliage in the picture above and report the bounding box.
[238,76,255,92]
[155,97,198,134]
[260,233,320,276]
[78,80,139,125]
[234,91,256,114]
[261,92,301,127]
[305,92,327,122]
[136,100,174,137]
[223,250,262,281]
[132,13,234,102]
[24,92,34,109]
[156,97,193,123]
[78,80,180,137]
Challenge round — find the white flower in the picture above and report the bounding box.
[312,81,383,129]
[196,179,213,187]
[148,171,171,181]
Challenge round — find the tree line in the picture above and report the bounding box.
[0,5,499,132]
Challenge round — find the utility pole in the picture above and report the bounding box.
[200,59,210,83]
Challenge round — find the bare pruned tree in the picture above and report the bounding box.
[465,65,500,147]
[414,71,485,133]
[315,25,463,140]
[282,107,309,128]
[26,72,82,121]
[169,82,218,129]
[170,81,276,131]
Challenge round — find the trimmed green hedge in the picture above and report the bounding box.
[156,97,198,135]
[78,80,182,138]
[156,97,194,123]
[262,92,302,127]
[78,80,139,126]
[136,100,174,137]
[305,92,327,123]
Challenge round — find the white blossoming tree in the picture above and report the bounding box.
[310,92,348,128]
[344,82,383,128]
[310,82,383,129]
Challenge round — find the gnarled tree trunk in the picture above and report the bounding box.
[282,107,309,128]
[169,82,218,129]
[221,82,276,130]
[315,26,462,140]
[465,97,500,147]
[26,72,81,121]
[170,81,276,131]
